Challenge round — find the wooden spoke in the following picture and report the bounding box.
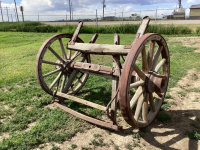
[63,70,79,92]
[142,93,149,122]
[49,72,62,90]
[71,51,79,59]
[155,91,163,98]
[133,64,146,81]
[152,46,163,71]
[48,46,64,63]
[141,47,148,73]
[130,86,145,109]
[147,40,155,71]
[43,68,62,78]
[130,80,145,89]
[149,93,155,112]
[42,60,62,66]
[76,75,83,83]
[59,38,67,60]
[36,33,90,96]
[134,91,147,121]
[155,58,166,72]
[67,50,71,60]
[60,74,67,92]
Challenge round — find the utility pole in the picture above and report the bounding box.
[0,1,4,22]
[102,0,106,20]
[20,6,24,27]
[71,2,73,20]
[4,6,9,22]
[14,0,19,22]
[115,9,116,17]
[69,0,71,21]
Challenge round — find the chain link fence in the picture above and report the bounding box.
[0,8,193,26]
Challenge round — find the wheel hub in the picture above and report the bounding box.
[145,71,167,93]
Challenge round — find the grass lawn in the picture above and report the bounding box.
[1,32,200,149]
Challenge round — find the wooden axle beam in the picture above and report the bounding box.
[67,43,130,55]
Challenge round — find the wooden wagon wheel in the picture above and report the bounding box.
[36,33,90,96]
[118,33,170,128]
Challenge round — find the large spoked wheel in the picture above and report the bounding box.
[36,33,90,96]
[119,33,170,128]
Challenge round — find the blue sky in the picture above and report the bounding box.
[1,0,200,21]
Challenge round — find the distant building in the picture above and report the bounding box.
[189,5,200,19]
[167,15,174,19]
[103,16,115,20]
[172,8,185,20]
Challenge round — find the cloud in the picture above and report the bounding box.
[187,0,195,3]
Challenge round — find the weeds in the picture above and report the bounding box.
[125,143,132,150]
[157,112,171,122]
[90,138,106,147]
[71,144,77,149]
[81,147,92,150]
[192,99,199,102]
[0,22,193,35]
[185,130,200,140]
[165,94,173,99]
[177,91,186,97]
[169,101,177,106]
[161,100,170,111]
[93,134,102,138]
[132,133,140,140]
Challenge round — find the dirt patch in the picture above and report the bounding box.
[46,68,200,150]
[32,142,61,150]
[44,103,57,109]
[0,133,9,142]
[169,37,200,53]
[25,122,37,132]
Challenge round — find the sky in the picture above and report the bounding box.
[0,0,200,21]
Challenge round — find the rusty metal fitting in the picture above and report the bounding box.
[145,71,167,93]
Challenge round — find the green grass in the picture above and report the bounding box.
[157,112,171,122]
[165,94,173,99]
[161,100,170,111]
[71,144,77,149]
[132,133,140,140]
[1,32,200,149]
[177,91,186,97]
[185,130,200,140]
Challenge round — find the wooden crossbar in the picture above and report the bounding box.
[67,43,129,55]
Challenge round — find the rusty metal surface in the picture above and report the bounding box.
[53,102,122,131]
[118,33,169,128]
[72,61,115,74]
[35,33,84,96]
[36,17,170,130]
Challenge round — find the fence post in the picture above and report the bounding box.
[155,8,157,30]
[122,10,123,33]
[38,14,40,32]
[11,14,14,30]
[96,9,98,27]
[66,15,67,25]
[38,14,40,26]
